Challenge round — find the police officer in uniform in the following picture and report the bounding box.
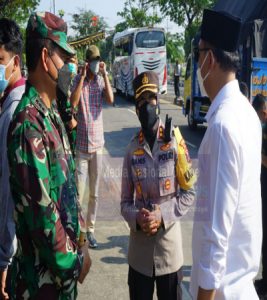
[121,71,195,300]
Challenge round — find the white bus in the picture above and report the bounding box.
[112,27,167,97]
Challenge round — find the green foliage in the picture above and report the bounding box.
[0,0,40,26]
[148,0,215,57]
[98,36,113,69]
[71,8,108,38]
[184,22,199,59]
[115,21,128,33]
[166,32,184,63]
[117,0,162,29]
[155,0,214,26]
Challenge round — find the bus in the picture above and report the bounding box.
[112,27,167,98]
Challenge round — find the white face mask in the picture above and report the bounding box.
[89,60,100,75]
[197,51,210,97]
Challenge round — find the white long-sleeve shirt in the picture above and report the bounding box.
[190,80,262,300]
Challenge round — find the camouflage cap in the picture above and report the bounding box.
[86,45,100,61]
[27,12,75,55]
[133,71,159,100]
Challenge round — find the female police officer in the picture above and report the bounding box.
[121,71,195,300]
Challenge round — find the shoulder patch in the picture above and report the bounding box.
[160,143,171,151]
[159,126,164,139]
[133,148,145,156]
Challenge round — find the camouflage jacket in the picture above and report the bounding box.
[7,82,83,300]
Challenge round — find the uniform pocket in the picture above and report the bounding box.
[158,162,175,196]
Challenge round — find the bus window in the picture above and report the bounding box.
[135,31,165,48]
[114,34,133,56]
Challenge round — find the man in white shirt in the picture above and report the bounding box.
[190,9,262,300]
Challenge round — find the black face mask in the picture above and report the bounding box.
[138,103,159,132]
[48,57,75,122]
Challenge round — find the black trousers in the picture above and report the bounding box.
[261,166,267,283]
[174,76,180,97]
[128,265,183,300]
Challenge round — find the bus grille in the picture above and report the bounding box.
[141,59,161,71]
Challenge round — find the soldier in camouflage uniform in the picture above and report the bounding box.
[7,12,91,299]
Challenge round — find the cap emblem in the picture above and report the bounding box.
[142,73,149,85]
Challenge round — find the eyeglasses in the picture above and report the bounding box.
[193,47,212,62]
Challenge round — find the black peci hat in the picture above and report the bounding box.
[200,9,242,52]
[133,71,159,100]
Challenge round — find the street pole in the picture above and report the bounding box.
[53,0,55,14]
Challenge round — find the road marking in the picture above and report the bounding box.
[185,140,197,149]
[127,108,136,115]
[159,98,182,110]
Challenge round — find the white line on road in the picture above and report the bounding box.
[185,140,197,149]
[127,108,136,115]
[159,98,183,110]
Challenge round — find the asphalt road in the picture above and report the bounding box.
[77,91,207,300]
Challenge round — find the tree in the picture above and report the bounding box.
[117,0,162,29]
[166,32,184,63]
[0,0,40,26]
[71,8,108,38]
[0,0,10,10]
[147,0,216,57]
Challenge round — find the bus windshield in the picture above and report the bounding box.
[135,31,165,48]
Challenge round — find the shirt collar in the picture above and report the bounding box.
[138,118,165,145]
[205,79,239,123]
[25,81,50,118]
[1,77,25,108]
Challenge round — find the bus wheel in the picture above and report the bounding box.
[188,111,197,130]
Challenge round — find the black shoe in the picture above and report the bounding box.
[255,279,267,296]
[87,232,98,248]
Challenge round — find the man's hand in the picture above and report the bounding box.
[144,205,162,236]
[81,63,88,79]
[78,242,91,284]
[0,269,9,300]
[136,208,150,231]
[99,61,107,76]
[137,205,162,236]
[67,117,77,130]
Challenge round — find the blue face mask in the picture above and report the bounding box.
[0,56,15,93]
[68,62,77,76]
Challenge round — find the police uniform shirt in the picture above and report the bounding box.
[121,120,195,277]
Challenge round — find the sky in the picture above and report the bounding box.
[37,0,180,34]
